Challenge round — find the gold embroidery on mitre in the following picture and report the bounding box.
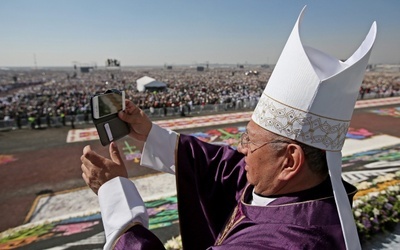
[252,95,349,151]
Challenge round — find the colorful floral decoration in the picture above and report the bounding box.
[353,171,400,242]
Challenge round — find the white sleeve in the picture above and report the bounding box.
[98,177,148,250]
[140,123,178,174]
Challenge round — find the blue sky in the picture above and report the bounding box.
[0,0,399,67]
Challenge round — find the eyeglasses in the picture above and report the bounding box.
[239,132,290,153]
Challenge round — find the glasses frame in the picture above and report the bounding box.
[239,132,290,153]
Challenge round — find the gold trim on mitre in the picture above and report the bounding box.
[252,93,349,151]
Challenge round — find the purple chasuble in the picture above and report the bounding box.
[176,134,248,249]
[114,225,165,250]
[176,135,356,250]
[113,134,357,250]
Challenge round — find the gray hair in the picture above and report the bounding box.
[295,141,328,176]
[269,133,328,176]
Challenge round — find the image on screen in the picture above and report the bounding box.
[98,93,122,117]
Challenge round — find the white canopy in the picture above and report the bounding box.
[136,76,167,92]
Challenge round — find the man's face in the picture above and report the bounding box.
[237,120,287,196]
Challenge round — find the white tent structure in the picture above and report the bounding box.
[136,76,167,92]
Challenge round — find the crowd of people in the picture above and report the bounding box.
[359,70,400,99]
[0,66,268,128]
[0,66,399,129]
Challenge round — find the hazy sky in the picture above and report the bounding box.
[0,0,399,67]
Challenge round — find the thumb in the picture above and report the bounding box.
[109,142,123,165]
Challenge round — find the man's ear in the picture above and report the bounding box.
[278,144,305,181]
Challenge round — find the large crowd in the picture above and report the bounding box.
[359,70,400,99]
[0,65,399,128]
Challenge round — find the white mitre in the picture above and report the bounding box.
[252,7,377,250]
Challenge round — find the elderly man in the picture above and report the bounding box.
[81,7,376,250]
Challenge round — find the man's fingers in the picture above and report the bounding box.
[109,142,123,165]
[82,171,100,195]
[82,171,89,184]
[83,145,91,154]
[80,145,116,195]
[82,145,96,162]
[124,100,134,112]
[118,105,141,124]
[80,162,87,173]
[119,100,147,125]
[81,145,104,167]
[81,161,93,176]
[81,146,104,188]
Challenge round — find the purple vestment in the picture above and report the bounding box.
[115,134,356,249]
